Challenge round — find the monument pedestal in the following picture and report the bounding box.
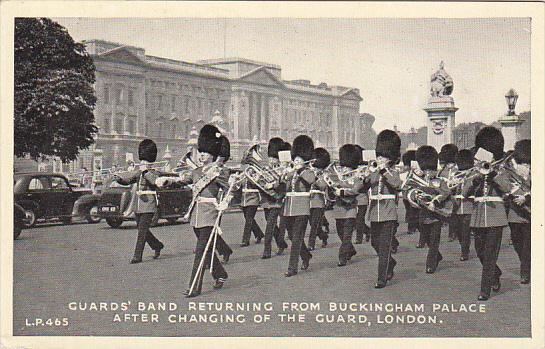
[423,96,458,150]
[499,115,524,151]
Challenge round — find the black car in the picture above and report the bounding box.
[14,173,100,227]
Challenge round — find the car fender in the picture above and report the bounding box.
[16,199,39,212]
[72,194,100,216]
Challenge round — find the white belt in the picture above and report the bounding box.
[242,189,259,193]
[473,196,503,202]
[136,190,157,195]
[196,197,217,203]
[286,192,311,197]
[453,195,465,199]
[370,194,396,200]
[310,190,325,195]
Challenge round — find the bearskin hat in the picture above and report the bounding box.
[354,145,364,165]
[313,147,330,169]
[456,149,474,171]
[198,124,222,158]
[218,135,231,162]
[282,141,292,151]
[439,143,458,164]
[475,126,504,161]
[292,135,314,161]
[376,129,401,162]
[267,137,284,159]
[339,144,360,169]
[402,150,416,167]
[514,139,530,165]
[416,145,438,171]
[138,139,157,163]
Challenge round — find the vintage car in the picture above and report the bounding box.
[97,174,192,228]
[14,173,101,228]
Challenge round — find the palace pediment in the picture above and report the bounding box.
[341,89,363,101]
[238,67,285,88]
[98,46,147,65]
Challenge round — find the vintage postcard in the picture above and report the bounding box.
[1,1,544,349]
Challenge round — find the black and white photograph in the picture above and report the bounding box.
[1,1,544,348]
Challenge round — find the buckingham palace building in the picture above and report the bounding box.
[20,40,369,173]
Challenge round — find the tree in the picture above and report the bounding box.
[15,18,97,162]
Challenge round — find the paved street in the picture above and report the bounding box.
[13,208,530,337]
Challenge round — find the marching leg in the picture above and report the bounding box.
[425,221,442,273]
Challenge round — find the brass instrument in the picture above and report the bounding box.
[403,171,452,218]
[501,161,531,214]
[321,163,360,203]
[447,153,514,189]
[241,144,282,197]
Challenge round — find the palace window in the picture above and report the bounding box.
[103,85,110,104]
[158,123,163,138]
[102,116,111,133]
[171,95,176,112]
[127,116,136,135]
[170,124,177,139]
[115,88,123,105]
[114,115,124,134]
[128,89,135,107]
[157,95,163,111]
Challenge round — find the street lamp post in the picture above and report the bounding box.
[499,88,523,151]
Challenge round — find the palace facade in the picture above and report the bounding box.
[45,40,367,172]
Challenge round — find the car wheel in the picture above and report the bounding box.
[86,204,101,224]
[14,223,22,240]
[61,216,72,225]
[166,217,178,225]
[23,209,36,228]
[106,217,123,228]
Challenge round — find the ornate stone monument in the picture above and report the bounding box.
[423,61,458,150]
[499,88,524,151]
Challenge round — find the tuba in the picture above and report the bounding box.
[241,144,282,198]
[403,170,452,218]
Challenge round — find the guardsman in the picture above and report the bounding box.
[462,126,512,301]
[439,143,459,241]
[414,145,451,274]
[283,135,316,277]
[261,137,289,259]
[507,139,531,284]
[277,141,292,247]
[401,150,421,241]
[332,144,364,267]
[113,139,165,264]
[451,149,475,261]
[164,125,231,297]
[368,130,402,288]
[214,136,235,263]
[355,145,371,244]
[239,147,264,247]
[307,147,330,250]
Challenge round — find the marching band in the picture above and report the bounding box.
[111,123,532,301]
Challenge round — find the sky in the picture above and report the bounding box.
[53,17,531,132]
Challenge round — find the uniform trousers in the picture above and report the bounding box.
[263,208,288,256]
[241,206,264,244]
[308,207,328,248]
[370,221,397,283]
[285,216,311,273]
[420,221,443,271]
[188,226,228,294]
[403,199,420,234]
[473,227,503,296]
[134,213,164,260]
[336,218,357,263]
[451,214,471,258]
[509,223,531,279]
[355,205,369,242]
